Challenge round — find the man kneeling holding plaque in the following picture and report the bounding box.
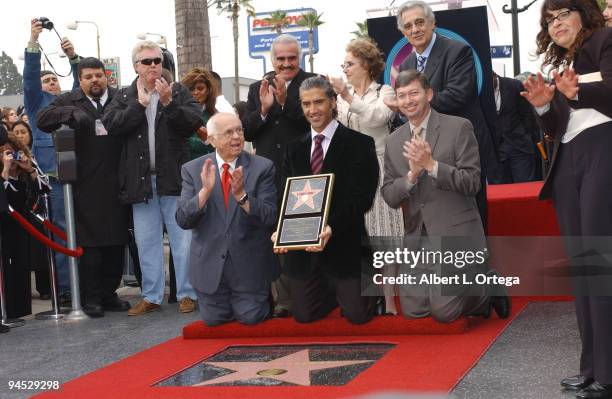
[272,76,379,324]
[176,112,279,326]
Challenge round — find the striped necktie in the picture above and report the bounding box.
[412,126,423,141]
[417,56,427,72]
[310,134,325,174]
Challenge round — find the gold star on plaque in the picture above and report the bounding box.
[291,180,322,211]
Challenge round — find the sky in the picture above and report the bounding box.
[1,0,547,98]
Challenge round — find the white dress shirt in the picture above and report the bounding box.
[310,119,339,158]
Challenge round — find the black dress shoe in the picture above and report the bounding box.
[83,304,105,318]
[562,375,595,390]
[576,381,612,399]
[0,324,9,333]
[272,308,291,318]
[102,297,131,312]
[490,295,511,319]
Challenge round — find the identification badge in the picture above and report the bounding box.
[95,119,108,136]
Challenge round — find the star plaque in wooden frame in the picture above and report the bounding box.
[274,173,334,250]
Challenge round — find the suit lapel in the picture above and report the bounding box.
[405,53,417,70]
[296,133,313,175]
[396,124,412,176]
[425,109,441,155]
[73,89,99,119]
[423,35,442,78]
[321,124,347,174]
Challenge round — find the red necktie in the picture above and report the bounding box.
[311,134,325,174]
[221,163,231,209]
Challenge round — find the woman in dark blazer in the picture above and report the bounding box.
[522,1,612,397]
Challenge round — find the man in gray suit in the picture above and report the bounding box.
[176,112,279,326]
[381,71,509,323]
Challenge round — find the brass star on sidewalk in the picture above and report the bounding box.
[194,349,372,386]
[291,180,322,211]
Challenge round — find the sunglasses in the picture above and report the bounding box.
[138,57,162,66]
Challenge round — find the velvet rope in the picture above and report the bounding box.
[42,219,67,241]
[8,209,83,258]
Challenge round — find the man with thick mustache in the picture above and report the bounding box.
[38,57,130,318]
[244,34,317,318]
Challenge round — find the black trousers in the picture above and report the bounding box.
[78,245,125,305]
[288,262,376,325]
[499,153,537,183]
[0,215,32,318]
[476,177,488,232]
[551,122,612,384]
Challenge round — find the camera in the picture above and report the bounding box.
[37,17,54,30]
[12,151,23,161]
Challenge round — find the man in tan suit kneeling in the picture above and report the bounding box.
[381,70,510,323]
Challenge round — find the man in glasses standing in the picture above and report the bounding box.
[103,41,202,316]
[243,34,317,318]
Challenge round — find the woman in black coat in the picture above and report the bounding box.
[0,134,47,318]
[11,121,51,299]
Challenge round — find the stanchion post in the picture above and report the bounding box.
[35,193,68,320]
[52,125,88,320]
[63,183,87,320]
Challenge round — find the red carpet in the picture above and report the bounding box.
[487,181,560,236]
[183,307,467,339]
[35,298,533,399]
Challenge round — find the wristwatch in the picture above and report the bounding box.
[238,192,249,206]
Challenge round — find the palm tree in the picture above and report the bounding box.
[265,10,289,34]
[351,20,369,39]
[174,0,213,77]
[297,12,325,73]
[218,0,255,102]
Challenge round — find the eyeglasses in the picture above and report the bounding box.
[340,61,358,70]
[211,127,244,139]
[138,57,162,66]
[545,9,575,25]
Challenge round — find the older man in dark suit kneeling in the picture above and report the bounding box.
[176,112,279,326]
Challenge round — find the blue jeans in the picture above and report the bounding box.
[49,177,70,293]
[132,176,195,305]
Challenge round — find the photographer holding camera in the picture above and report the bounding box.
[0,133,49,319]
[38,57,130,318]
[24,17,81,304]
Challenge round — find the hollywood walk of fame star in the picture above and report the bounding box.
[291,180,322,211]
[194,349,372,386]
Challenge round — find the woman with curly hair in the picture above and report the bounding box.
[330,38,404,315]
[181,68,219,160]
[522,0,612,396]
